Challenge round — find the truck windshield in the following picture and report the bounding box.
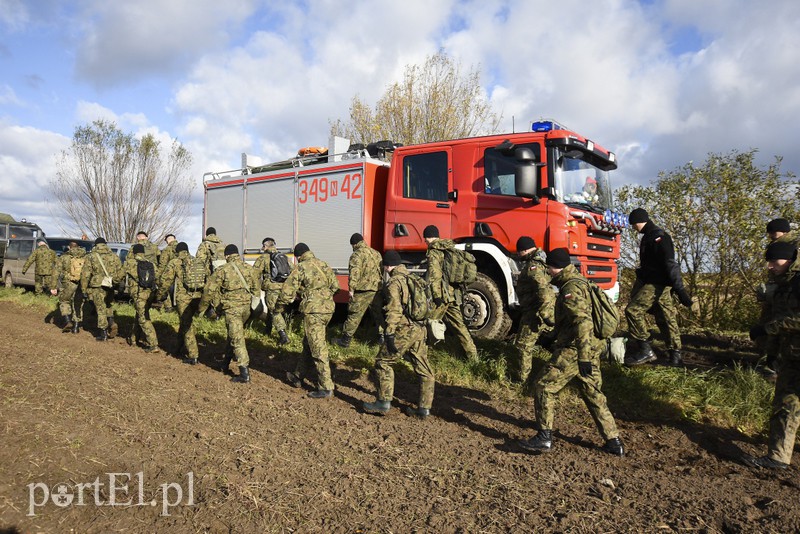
[553,149,612,213]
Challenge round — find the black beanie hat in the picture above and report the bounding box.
[383,250,402,266]
[628,208,649,225]
[136,230,148,238]
[94,237,106,245]
[516,236,536,251]
[423,225,439,238]
[767,218,791,234]
[350,233,364,245]
[765,241,797,261]
[132,244,145,254]
[224,244,238,256]
[546,248,571,269]
[176,242,188,253]
[262,237,275,245]
[293,242,310,257]
[206,227,216,236]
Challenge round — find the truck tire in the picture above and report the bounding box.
[461,272,512,340]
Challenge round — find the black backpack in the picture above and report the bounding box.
[270,252,291,283]
[137,260,156,289]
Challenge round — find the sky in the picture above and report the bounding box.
[1,0,799,250]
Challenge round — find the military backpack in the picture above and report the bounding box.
[443,247,477,285]
[69,256,86,283]
[209,242,227,271]
[137,260,156,289]
[183,256,207,291]
[270,252,291,283]
[404,273,434,322]
[569,278,620,339]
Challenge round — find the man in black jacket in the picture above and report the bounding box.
[624,208,693,366]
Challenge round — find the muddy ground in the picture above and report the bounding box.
[0,300,798,533]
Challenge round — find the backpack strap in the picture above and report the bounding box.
[96,254,110,277]
[231,263,252,293]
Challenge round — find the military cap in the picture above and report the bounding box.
[350,233,364,245]
[176,242,188,253]
[546,248,571,269]
[224,244,238,256]
[516,236,536,251]
[423,225,439,238]
[293,242,310,257]
[383,250,402,266]
[765,241,797,261]
[628,208,649,225]
[767,218,791,234]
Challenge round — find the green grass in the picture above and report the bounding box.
[0,287,775,436]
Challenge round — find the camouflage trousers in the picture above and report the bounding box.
[435,300,477,360]
[224,304,252,367]
[58,280,84,321]
[767,358,800,464]
[34,274,54,295]
[625,281,681,350]
[294,311,335,391]
[342,290,385,338]
[130,290,157,349]
[533,341,619,441]
[512,311,551,383]
[264,286,287,333]
[87,287,115,330]
[175,294,201,359]
[374,322,435,409]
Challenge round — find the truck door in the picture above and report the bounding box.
[386,148,453,250]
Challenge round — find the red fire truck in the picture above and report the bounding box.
[203,120,625,340]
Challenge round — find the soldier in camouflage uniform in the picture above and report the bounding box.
[363,250,435,418]
[333,233,385,348]
[130,230,160,266]
[423,225,478,362]
[22,239,57,295]
[158,233,178,312]
[252,237,291,345]
[55,241,86,333]
[123,244,159,352]
[199,244,259,383]
[745,241,800,469]
[278,243,340,398]
[196,226,226,274]
[512,236,556,383]
[158,242,203,364]
[624,208,693,367]
[519,248,624,456]
[80,237,123,341]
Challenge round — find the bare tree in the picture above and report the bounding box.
[49,120,194,242]
[330,50,501,146]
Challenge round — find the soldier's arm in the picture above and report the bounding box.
[426,250,445,301]
[328,265,340,297]
[198,270,222,311]
[563,281,595,361]
[22,250,36,274]
[383,278,404,334]
[112,255,124,284]
[157,259,177,300]
[277,268,301,308]
[534,268,556,324]
[348,251,362,291]
[80,255,92,292]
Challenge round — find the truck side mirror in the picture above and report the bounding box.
[514,148,540,203]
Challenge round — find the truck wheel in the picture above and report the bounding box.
[4,272,12,289]
[461,273,512,340]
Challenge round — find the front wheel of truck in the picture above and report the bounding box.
[461,273,512,340]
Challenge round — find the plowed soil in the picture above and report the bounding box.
[1,300,798,533]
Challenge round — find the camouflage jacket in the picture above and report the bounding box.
[56,247,87,285]
[426,238,457,303]
[348,241,383,292]
[123,253,154,299]
[199,254,259,311]
[384,265,414,335]
[253,246,293,291]
[517,249,555,324]
[159,240,178,274]
[278,251,339,314]
[80,243,123,291]
[196,234,225,273]
[158,251,202,300]
[551,264,599,362]
[23,245,57,276]
[764,259,800,359]
[130,238,160,266]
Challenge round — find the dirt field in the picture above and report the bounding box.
[0,300,798,533]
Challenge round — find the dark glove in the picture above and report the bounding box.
[542,315,555,327]
[675,288,693,307]
[385,334,398,354]
[749,324,768,341]
[433,297,445,307]
[578,360,593,378]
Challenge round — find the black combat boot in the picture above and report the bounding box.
[405,406,430,419]
[107,317,117,338]
[278,330,290,346]
[363,399,391,415]
[95,328,108,342]
[601,437,625,456]
[72,321,80,334]
[285,371,303,388]
[182,357,198,365]
[377,333,385,346]
[62,315,73,333]
[519,430,553,453]
[232,366,250,383]
[143,345,160,353]
[220,352,233,375]
[332,333,351,348]
[624,340,656,366]
[742,455,788,470]
[307,389,333,399]
[668,349,683,367]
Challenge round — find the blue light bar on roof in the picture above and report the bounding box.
[531,120,564,132]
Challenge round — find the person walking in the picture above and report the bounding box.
[80,237,123,341]
[123,244,159,353]
[278,243,340,398]
[252,237,292,345]
[624,208,692,367]
[363,251,435,418]
[55,241,86,333]
[158,242,204,364]
[519,248,624,456]
[333,233,385,348]
[22,239,57,295]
